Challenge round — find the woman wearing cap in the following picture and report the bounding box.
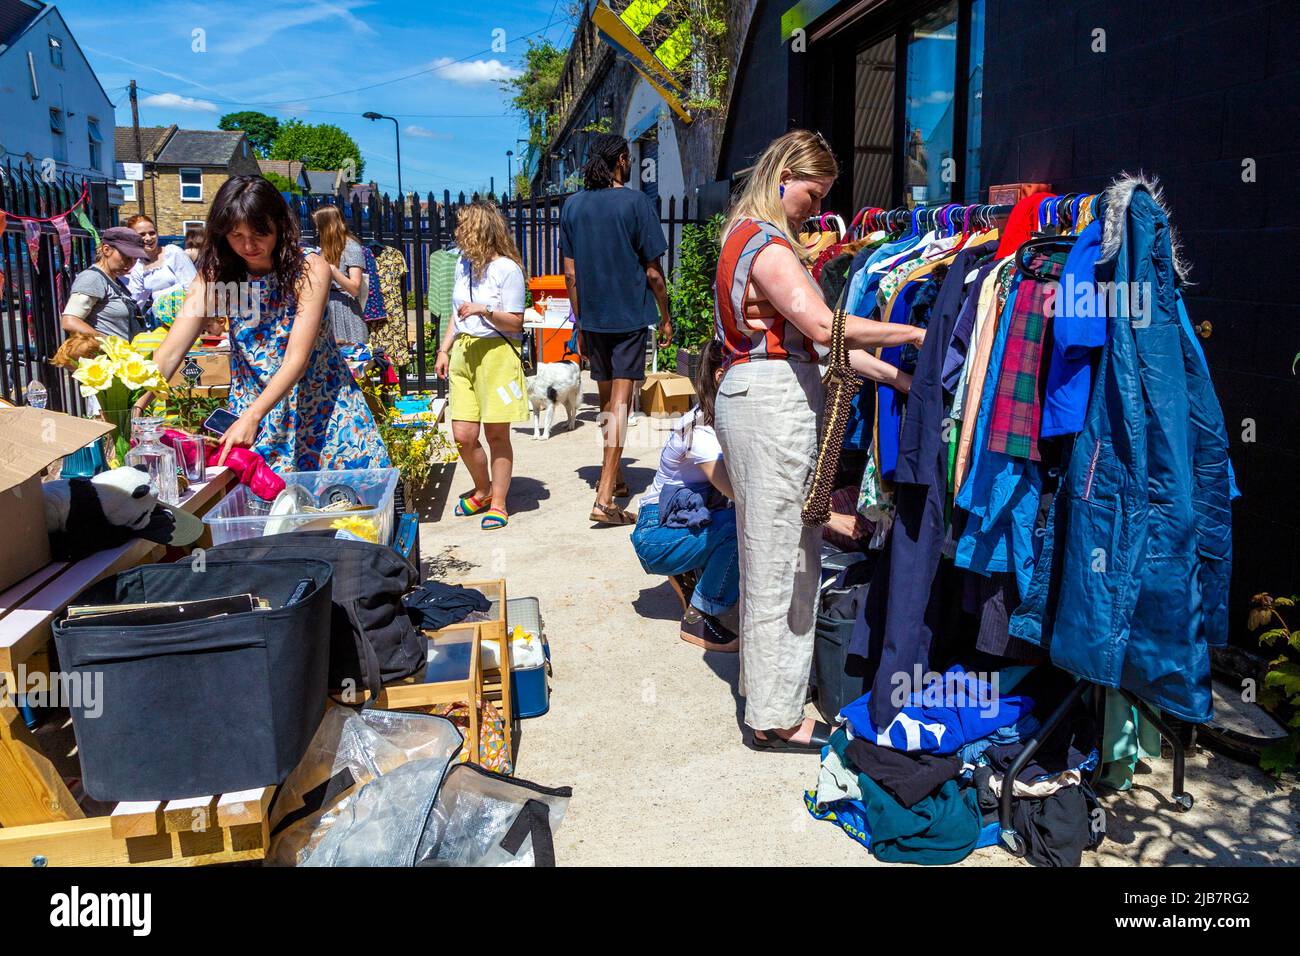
[152,175,389,472]
[124,214,197,323]
[61,226,151,341]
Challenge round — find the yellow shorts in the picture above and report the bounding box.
[448,333,529,424]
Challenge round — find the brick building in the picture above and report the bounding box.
[113,126,262,237]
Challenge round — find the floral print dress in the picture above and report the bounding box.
[228,254,391,474]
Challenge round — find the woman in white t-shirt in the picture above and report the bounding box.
[434,201,528,530]
[631,340,740,651]
[124,214,197,323]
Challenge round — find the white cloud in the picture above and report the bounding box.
[405,125,453,140]
[140,92,219,112]
[430,57,520,84]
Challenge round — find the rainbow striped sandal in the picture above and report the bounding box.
[480,508,509,530]
[454,491,491,517]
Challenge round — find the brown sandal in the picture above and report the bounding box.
[590,501,637,526]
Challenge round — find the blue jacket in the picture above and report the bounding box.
[1009,176,1233,723]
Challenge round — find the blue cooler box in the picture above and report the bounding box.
[500,597,551,719]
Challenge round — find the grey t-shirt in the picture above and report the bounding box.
[68,266,144,340]
[326,238,368,344]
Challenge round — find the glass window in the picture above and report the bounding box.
[964,0,986,201]
[48,36,63,68]
[180,168,203,202]
[49,108,66,162]
[118,180,136,202]
[903,1,958,206]
[87,117,103,169]
[853,36,896,211]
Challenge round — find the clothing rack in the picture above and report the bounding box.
[995,682,1193,857]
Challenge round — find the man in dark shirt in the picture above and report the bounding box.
[560,134,672,526]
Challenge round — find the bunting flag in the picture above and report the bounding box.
[52,213,72,261]
[0,210,7,234]
[72,207,99,245]
[22,220,42,271]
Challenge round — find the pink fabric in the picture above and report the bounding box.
[162,429,286,500]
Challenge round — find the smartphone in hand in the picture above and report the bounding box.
[203,408,240,437]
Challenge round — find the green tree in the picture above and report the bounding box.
[270,120,365,180]
[262,171,300,195]
[500,39,566,155]
[218,111,280,157]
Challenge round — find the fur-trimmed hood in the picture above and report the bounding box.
[1097,171,1191,284]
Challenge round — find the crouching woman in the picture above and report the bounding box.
[631,340,740,651]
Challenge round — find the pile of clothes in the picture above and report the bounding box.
[807,664,1105,866]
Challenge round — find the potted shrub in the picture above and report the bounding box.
[663,214,724,380]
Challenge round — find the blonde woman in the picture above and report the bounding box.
[311,205,368,345]
[434,201,527,530]
[714,130,924,752]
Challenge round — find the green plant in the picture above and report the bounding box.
[658,213,723,371]
[500,39,567,157]
[581,118,613,134]
[1250,592,1300,774]
[357,375,457,488]
[164,387,226,434]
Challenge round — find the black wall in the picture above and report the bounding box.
[716,0,793,180]
[980,0,1300,632]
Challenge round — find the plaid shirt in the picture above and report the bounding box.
[987,250,1069,460]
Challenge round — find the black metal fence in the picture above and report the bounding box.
[294,188,698,392]
[1,170,698,409]
[0,162,112,412]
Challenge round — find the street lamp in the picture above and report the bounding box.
[506,150,513,201]
[362,111,402,202]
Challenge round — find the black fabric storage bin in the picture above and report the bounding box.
[52,558,333,801]
[813,583,873,725]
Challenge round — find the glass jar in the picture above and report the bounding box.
[126,417,179,505]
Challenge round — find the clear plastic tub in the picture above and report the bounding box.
[203,467,399,545]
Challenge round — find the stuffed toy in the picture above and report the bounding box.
[51,332,102,369]
[43,466,185,560]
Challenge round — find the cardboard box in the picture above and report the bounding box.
[168,350,230,387]
[0,407,113,591]
[641,372,696,417]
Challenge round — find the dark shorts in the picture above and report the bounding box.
[582,327,649,382]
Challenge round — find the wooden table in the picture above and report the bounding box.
[0,468,283,866]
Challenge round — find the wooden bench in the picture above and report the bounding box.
[0,468,283,867]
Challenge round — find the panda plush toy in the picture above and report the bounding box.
[43,466,188,561]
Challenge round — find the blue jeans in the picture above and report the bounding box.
[631,503,739,616]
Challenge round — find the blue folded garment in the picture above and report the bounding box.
[658,483,721,530]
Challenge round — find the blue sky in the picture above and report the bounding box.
[58,0,575,196]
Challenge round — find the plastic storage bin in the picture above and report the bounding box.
[203,467,399,545]
[502,597,551,719]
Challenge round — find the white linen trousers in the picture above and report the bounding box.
[714,358,824,731]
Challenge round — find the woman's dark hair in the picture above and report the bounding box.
[184,225,205,250]
[692,338,726,429]
[583,134,630,190]
[196,175,303,293]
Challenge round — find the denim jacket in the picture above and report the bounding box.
[1009,174,1233,723]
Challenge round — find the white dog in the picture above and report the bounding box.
[526,360,581,440]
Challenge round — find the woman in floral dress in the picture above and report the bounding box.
[154,175,389,473]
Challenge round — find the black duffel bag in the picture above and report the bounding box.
[207,531,424,700]
[53,558,333,800]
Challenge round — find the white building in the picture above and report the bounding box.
[0,0,113,181]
